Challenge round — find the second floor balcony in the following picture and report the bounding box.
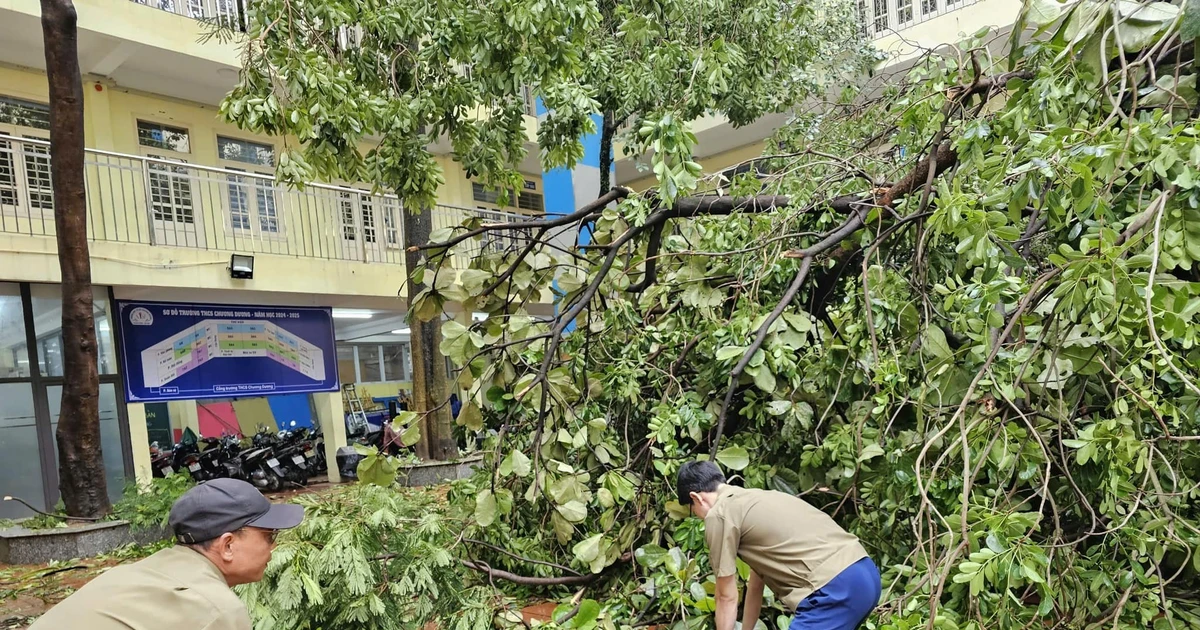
[0,135,530,268]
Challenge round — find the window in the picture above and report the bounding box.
[137,120,191,153]
[359,346,382,382]
[522,85,537,117]
[340,191,359,240]
[872,0,889,31]
[472,182,544,213]
[256,179,279,232]
[362,198,377,244]
[922,0,937,14]
[0,98,53,211]
[20,139,53,210]
[30,284,118,376]
[380,197,401,247]
[227,173,252,230]
[336,341,413,384]
[897,0,913,23]
[382,343,409,381]
[0,96,50,131]
[0,137,15,206]
[147,156,195,224]
[217,136,275,167]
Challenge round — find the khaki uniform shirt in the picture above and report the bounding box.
[705,485,868,612]
[29,545,251,630]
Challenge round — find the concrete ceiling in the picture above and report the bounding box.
[0,8,240,107]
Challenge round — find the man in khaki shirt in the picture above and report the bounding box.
[677,461,880,630]
[30,478,303,630]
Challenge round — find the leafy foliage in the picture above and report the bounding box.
[112,475,195,531]
[225,0,1200,629]
[237,485,498,630]
[428,3,1200,630]
[219,0,872,208]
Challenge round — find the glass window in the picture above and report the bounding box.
[255,179,279,232]
[337,344,357,384]
[0,283,29,378]
[360,345,382,382]
[217,136,275,167]
[0,96,51,130]
[0,382,43,518]
[137,120,191,153]
[382,343,410,382]
[47,382,126,503]
[30,284,117,377]
[228,173,252,230]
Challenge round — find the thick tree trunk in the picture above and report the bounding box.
[42,0,109,517]
[403,205,458,461]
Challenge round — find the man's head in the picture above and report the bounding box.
[168,478,304,586]
[676,460,726,519]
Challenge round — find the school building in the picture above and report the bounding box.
[0,0,1020,518]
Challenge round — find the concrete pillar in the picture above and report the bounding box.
[168,400,200,437]
[312,391,348,483]
[126,403,153,488]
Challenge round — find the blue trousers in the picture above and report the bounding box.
[788,557,881,630]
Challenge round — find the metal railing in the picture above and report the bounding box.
[130,0,247,30]
[861,0,984,38]
[0,135,528,267]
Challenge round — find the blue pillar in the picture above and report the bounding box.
[538,99,614,332]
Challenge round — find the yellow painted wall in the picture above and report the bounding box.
[5,0,239,67]
[622,141,768,192]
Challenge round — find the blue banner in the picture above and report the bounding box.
[116,300,339,403]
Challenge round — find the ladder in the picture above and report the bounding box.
[343,383,369,436]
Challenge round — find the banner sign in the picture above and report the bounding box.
[116,300,338,402]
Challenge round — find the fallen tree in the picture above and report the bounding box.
[422,3,1200,629]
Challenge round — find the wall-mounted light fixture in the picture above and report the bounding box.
[229,254,255,279]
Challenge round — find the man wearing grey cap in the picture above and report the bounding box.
[30,478,304,629]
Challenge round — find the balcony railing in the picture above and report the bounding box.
[0,135,527,267]
[861,0,983,37]
[130,0,247,30]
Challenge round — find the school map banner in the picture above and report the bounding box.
[116,300,338,402]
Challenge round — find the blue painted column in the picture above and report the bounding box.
[538,100,615,331]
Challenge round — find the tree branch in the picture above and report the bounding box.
[418,186,631,251]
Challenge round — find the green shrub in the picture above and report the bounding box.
[112,475,195,531]
[237,484,497,630]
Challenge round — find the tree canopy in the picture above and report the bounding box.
[226,1,1200,629]
[220,0,872,206]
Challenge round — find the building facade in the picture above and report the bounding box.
[0,0,1022,519]
[0,0,546,518]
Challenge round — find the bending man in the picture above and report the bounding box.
[677,460,880,630]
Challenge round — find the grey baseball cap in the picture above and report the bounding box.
[169,478,304,544]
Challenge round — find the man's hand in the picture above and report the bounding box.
[741,571,764,630]
[714,575,740,630]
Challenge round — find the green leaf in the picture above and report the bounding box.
[857,443,885,462]
[556,500,588,523]
[457,401,483,432]
[1183,0,1200,41]
[635,544,668,568]
[399,422,421,447]
[715,346,745,361]
[356,453,398,487]
[510,450,532,477]
[1028,0,1065,26]
[475,489,498,527]
[753,367,777,393]
[715,445,750,470]
[573,533,604,564]
[923,326,953,360]
[766,400,792,416]
[570,600,601,629]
